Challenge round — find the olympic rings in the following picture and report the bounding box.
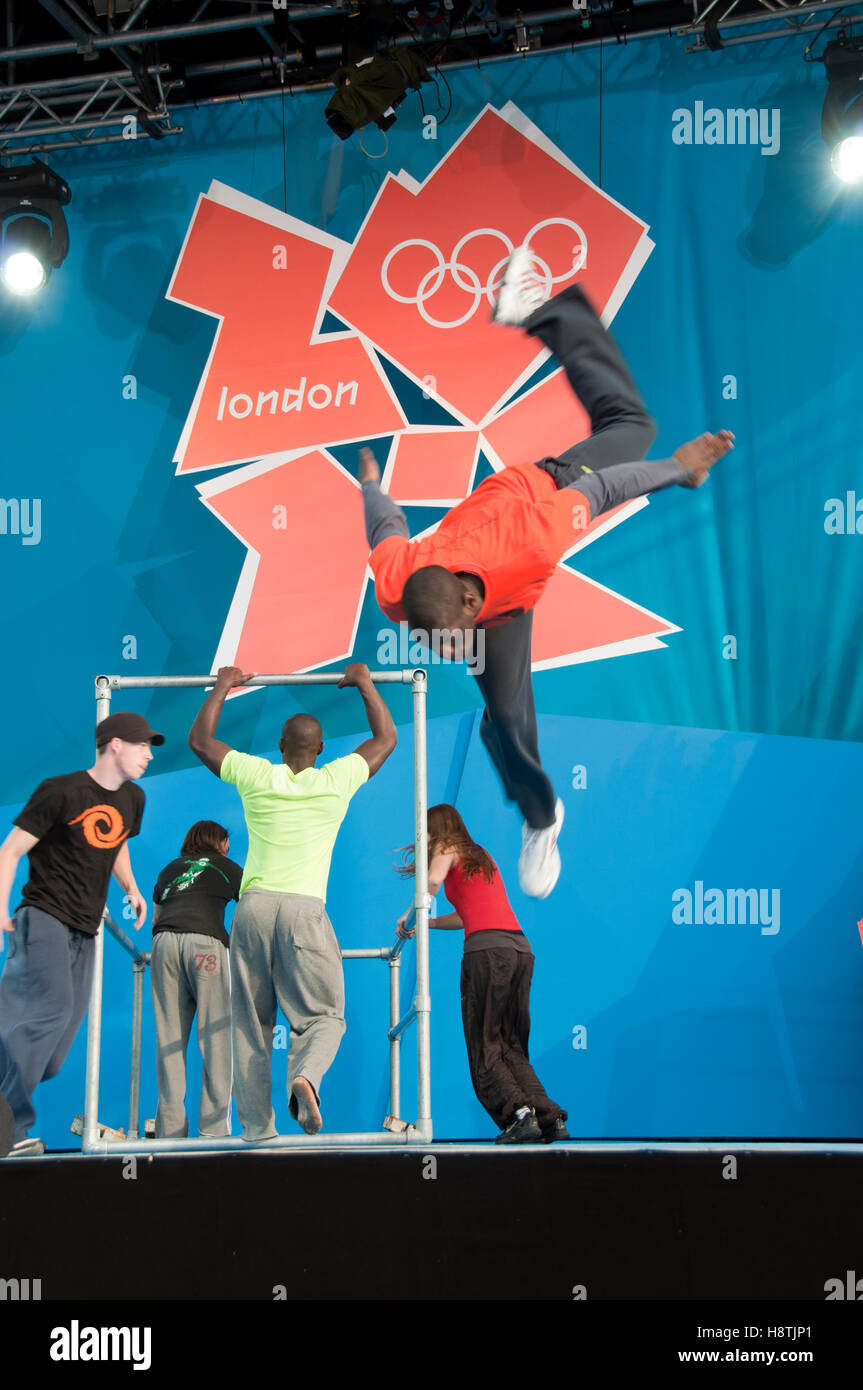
[379,218,588,329]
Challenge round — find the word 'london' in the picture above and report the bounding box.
[216,379,359,420]
[672,101,781,156]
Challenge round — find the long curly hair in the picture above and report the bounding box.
[397,803,495,883]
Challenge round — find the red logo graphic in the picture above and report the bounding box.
[169,103,675,676]
[69,805,130,850]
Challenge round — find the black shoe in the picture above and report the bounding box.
[540,1117,571,1143]
[495,1111,543,1144]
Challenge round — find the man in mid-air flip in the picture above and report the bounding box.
[359,246,734,899]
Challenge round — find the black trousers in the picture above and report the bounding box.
[460,946,565,1132]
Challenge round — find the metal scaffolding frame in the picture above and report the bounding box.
[82,668,432,1155]
[3,0,861,158]
[679,0,863,51]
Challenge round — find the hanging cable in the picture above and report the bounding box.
[281,83,288,214]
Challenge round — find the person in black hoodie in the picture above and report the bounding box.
[151,820,242,1139]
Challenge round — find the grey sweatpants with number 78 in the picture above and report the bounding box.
[229,889,346,1141]
[150,931,233,1138]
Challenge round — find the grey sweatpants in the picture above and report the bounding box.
[230,890,345,1141]
[150,932,233,1138]
[0,906,95,1143]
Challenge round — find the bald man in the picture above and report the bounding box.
[188,664,396,1140]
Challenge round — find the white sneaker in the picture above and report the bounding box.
[518,799,564,898]
[8,1136,45,1157]
[491,244,551,326]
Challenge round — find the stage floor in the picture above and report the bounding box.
[3,1140,863,1300]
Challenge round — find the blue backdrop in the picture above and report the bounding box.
[2,31,862,1145]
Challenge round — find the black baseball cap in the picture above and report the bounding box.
[95,712,165,749]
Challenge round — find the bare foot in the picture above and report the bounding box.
[674,430,735,488]
[358,447,380,485]
[291,1077,322,1135]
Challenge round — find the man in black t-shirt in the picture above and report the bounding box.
[0,711,163,1157]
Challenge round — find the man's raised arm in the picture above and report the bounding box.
[188,666,256,777]
[339,662,397,777]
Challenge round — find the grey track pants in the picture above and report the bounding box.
[230,890,345,1141]
[0,907,94,1143]
[150,932,233,1138]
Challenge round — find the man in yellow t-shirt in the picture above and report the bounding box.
[188,663,396,1140]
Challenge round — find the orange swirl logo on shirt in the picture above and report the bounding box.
[68,805,130,850]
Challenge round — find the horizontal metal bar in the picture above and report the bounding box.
[0,128,183,154]
[104,934,393,965]
[0,65,170,98]
[184,7,587,80]
[389,1006,417,1043]
[0,9,361,63]
[96,671,418,689]
[84,1130,424,1155]
[0,110,167,140]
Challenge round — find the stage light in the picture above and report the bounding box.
[0,159,70,297]
[1,217,52,295]
[821,36,863,184]
[325,47,431,140]
[831,134,863,184]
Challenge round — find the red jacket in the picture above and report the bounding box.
[370,461,584,625]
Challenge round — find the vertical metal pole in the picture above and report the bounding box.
[6,0,14,87]
[412,669,432,1140]
[128,960,146,1140]
[83,928,105,1151]
[83,677,112,1151]
[389,954,401,1121]
[95,675,112,723]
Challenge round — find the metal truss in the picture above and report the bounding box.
[2,0,862,159]
[681,0,863,53]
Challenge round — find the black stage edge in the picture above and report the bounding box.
[3,1143,863,1306]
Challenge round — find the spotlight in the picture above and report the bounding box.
[832,134,863,183]
[0,159,71,297]
[821,36,863,184]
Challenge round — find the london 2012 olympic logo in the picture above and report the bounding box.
[380,218,588,329]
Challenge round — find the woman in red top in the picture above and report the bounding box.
[397,803,568,1144]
